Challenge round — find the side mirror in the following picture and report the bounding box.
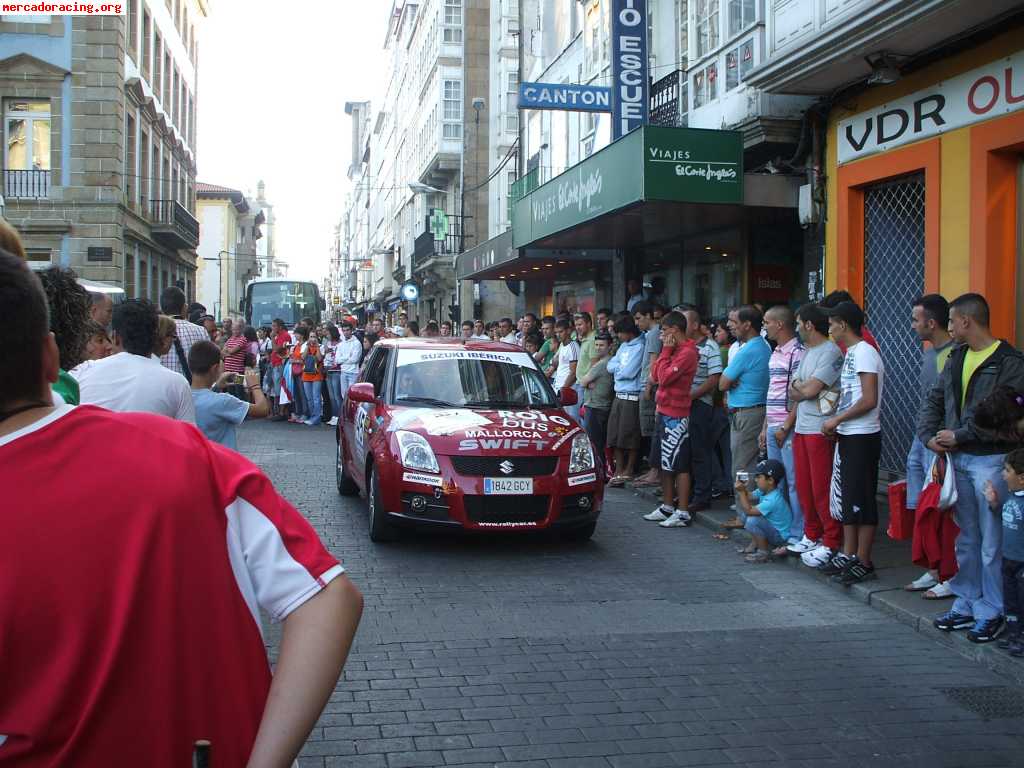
[558,387,578,406]
[348,382,376,404]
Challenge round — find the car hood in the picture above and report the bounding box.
[386,406,582,455]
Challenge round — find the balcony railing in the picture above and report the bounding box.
[150,199,200,250]
[412,213,465,271]
[650,70,688,128]
[4,169,51,199]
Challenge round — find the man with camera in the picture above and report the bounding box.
[189,340,269,450]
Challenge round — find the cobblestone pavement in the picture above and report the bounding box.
[239,420,1024,768]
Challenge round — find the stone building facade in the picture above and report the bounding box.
[0,1,206,300]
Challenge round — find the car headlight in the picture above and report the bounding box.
[396,430,440,473]
[569,433,595,474]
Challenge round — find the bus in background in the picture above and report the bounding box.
[242,278,325,329]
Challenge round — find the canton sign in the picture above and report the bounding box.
[518,82,612,112]
[611,0,649,139]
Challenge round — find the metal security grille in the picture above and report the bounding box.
[863,174,926,474]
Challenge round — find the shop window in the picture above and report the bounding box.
[442,79,462,140]
[443,0,462,43]
[727,0,755,37]
[692,63,717,109]
[725,38,754,91]
[694,0,720,58]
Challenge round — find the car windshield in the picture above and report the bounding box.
[248,281,318,327]
[392,348,556,409]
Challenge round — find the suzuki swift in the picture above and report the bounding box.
[335,337,603,542]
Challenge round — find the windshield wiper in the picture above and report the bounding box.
[395,396,458,408]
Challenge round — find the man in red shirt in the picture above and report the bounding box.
[0,252,363,767]
[642,311,698,529]
[269,317,293,420]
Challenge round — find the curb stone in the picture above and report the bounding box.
[625,483,1024,686]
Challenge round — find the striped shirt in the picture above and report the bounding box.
[159,318,210,377]
[691,336,724,406]
[766,336,804,427]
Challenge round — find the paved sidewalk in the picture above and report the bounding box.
[238,420,1024,768]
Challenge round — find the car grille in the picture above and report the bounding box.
[401,492,451,522]
[450,456,558,477]
[464,495,550,524]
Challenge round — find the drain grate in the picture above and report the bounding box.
[938,686,1024,719]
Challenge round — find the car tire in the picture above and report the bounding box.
[336,438,358,496]
[367,463,399,542]
[562,521,597,543]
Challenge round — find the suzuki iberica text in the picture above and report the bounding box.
[336,338,604,542]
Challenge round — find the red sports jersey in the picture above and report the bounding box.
[0,406,342,767]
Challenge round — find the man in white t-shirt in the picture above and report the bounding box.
[75,299,196,424]
[821,301,884,587]
[552,318,580,422]
[498,317,517,345]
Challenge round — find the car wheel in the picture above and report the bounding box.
[562,521,597,543]
[336,438,358,496]
[367,463,398,542]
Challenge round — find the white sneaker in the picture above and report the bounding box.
[786,535,819,555]
[643,506,671,522]
[328,416,339,426]
[905,571,938,592]
[658,509,692,528]
[729,503,737,512]
[801,544,833,568]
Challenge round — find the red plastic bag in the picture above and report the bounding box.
[887,479,913,540]
[912,481,960,582]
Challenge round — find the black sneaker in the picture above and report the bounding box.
[933,609,976,632]
[836,560,876,586]
[818,552,852,576]
[997,622,1020,649]
[967,616,1005,644]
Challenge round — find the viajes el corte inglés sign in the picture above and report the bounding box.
[837,50,1024,164]
[512,126,743,248]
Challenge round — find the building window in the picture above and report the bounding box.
[173,0,180,29]
[172,67,180,127]
[2,13,51,21]
[506,72,519,133]
[692,62,717,109]
[125,246,136,298]
[725,38,754,91]
[4,99,51,198]
[125,113,136,208]
[142,11,151,78]
[695,0,719,58]
[727,0,755,37]
[442,79,462,139]
[163,51,171,106]
[443,0,462,43]
[154,33,163,97]
[139,127,150,214]
[127,0,138,59]
[139,258,148,299]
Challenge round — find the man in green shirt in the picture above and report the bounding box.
[535,316,558,378]
[574,312,597,382]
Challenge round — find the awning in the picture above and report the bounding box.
[456,227,614,282]
[512,125,754,251]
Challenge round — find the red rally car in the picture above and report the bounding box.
[335,337,604,542]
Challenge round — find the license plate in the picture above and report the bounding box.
[483,477,533,495]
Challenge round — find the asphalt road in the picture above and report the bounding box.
[238,419,1024,768]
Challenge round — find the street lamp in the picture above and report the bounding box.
[408,182,444,195]
[201,250,268,321]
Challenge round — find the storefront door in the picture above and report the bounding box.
[863,173,926,475]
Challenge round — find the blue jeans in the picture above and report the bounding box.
[950,452,1006,622]
[906,436,933,510]
[766,426,804,541]
[270,364,284,397]
[745,515,785,547]
[326,372,343,417]
[303,380,322,423]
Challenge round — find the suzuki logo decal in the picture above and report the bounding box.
[499,460,515,475]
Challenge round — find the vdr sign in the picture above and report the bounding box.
[837,50,1024,163]
[611,0,648,140]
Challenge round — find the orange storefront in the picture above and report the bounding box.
[825,30,1024,474]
